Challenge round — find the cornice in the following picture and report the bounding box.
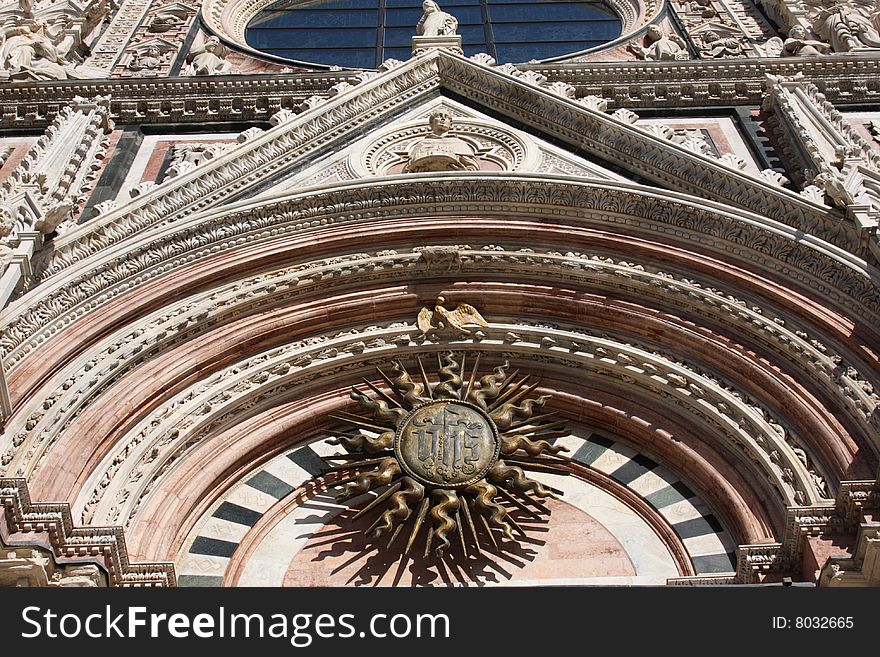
[0,55,879,129]
[520,54,880,108]
[0,72,360,129]
[0,477,175,586]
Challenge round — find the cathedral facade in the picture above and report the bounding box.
[0,0,878,588]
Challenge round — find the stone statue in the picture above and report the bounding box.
[783,26,831,56]
[403,110,480,172]
[185,36,233,76]
[416,0,458,37]
[417,296,489,335]
[701,29,745,57]
[128,46,162,72]
[629,25,689,61]
[815,6,880,51]
[0,19,82,81]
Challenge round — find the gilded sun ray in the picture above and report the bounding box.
[323,352,574,559]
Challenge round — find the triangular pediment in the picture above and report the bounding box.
[52,48,835,270]
[240,97,633,201]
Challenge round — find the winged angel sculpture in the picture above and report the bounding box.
[417,296,489,336]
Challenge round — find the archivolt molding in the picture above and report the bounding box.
[2,245,877,487]
[1,176,878,385]
[65,321,828,534]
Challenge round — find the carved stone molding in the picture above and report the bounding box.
[0,477,175,586]
[353,111,538,177]
[733,478,878,583]
[4,246,874,503]
[0,94,113,302]
[524,53,880,108]
[61,321,823,530]
[0,545,105,587]
[3,173,875,380]
[2,241,873,497]
[0,53,878,131]
[763,74,880,252]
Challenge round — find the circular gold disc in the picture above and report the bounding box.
[394,400,500,488]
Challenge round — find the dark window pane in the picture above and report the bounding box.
[267,0,378,8]
[457,24,488,43]
[383,46,415,59]
[384,5,482,24]
[492,20,619,41]
[248,27,378,48]
[496,40,605,59]
[489,2,615,21]
[275,47,378,67]
[247,0,621,66]
[249,9,379,28]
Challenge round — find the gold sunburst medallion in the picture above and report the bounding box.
[394,400,500,488]
[323,352,573,559]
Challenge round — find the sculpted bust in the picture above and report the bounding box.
[403,111,479,173]
[416,0,458,36]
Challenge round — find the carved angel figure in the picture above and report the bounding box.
[185,36,234,76]
[701,29,745,58]
[764,26,830,57]
[629,25,689,61]
[417,296,489,335]
[416,0,458,37]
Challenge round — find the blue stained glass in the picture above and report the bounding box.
[246,0,622,67]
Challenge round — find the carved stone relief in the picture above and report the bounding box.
[0,0,112,81]
[184,35,235,76]
[355,107,536,176]
[0,546,105,586]
[669,0,779,58]
[763,74,880,238]
[0,95,112,291]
